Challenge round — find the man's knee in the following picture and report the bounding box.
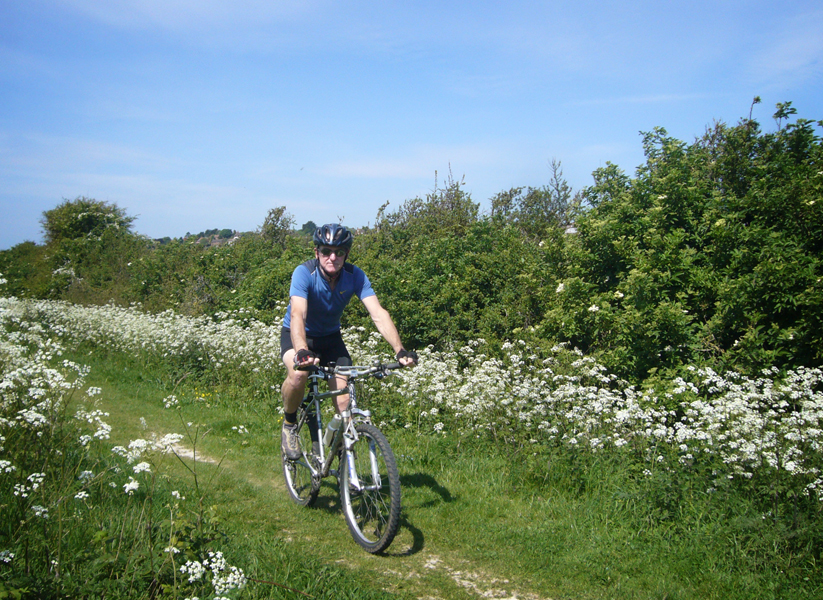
[287,369,308,387]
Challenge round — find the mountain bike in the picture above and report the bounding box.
[281,359,403,553]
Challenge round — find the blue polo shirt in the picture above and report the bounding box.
[283,259,375,336]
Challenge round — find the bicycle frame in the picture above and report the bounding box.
[298,366,374,481]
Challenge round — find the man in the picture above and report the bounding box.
[280,223,416,460]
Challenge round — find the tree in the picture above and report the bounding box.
[300,221,318,236]
[541,102,823,380]
[376,168,479,240]
[41,197,136,245]
[490,159,582,239]
[260,207,295,247]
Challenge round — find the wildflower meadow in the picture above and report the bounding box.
[0,295,248,598]
[2,292,822,598]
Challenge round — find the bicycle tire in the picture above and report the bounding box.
[282,414,320,507]
[339,422,401,553]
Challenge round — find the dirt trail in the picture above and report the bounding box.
[100,394,551,600]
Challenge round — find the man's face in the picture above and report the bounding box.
[316,246,348,276]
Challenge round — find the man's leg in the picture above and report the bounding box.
[329,374,350,413]
[280,348,307,460]
[281,348,309,415]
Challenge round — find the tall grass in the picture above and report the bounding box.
[0,296,402,599]
[2,294,822,598]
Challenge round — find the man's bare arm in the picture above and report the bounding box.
[288,296,319,367]
[362,295,415,366]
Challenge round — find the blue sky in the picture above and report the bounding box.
[2,0,821,249]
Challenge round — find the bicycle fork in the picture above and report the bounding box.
[340,422,383,493]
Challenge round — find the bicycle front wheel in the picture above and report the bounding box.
[339,422,401,553]
[282,417,320,507]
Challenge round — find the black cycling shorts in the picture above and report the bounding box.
[280,327,351,367]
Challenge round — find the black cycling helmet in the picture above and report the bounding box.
[313,223,353,250]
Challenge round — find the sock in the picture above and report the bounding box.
[284,411,297,426]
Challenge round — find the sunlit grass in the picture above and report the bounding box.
[3,296,822,599]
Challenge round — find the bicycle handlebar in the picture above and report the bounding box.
[296,361,406,378]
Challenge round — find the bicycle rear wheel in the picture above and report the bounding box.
[339,422,401,553]
[282,414,320,506]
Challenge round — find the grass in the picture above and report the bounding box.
[6,339,822,600]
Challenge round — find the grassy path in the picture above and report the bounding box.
[69,350,795,600]
[84,355,558,600]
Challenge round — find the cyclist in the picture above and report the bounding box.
[279,223,416,459]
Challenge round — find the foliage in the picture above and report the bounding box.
[0,304,247,599]
[354,219,561,350]
[5,296,823,598]
[0,243,51,299]
[40,197,136,246]
[490,158,583,238]
[541,102,823,380]
[372,169,479,241]
[299,220,318,236]
[259,207,295,248]
[54,228,150,306]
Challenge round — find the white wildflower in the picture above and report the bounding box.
[123,477,139,495]
[181,560,206,582]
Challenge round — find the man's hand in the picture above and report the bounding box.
[294,348,319,370]
[396,349,418,368]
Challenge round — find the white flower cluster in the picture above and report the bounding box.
[180,551,246,596]
[180,559,206,582]
[111,433,184,464]
[74,408,111,440]
[14,472,46,498]
[1,298,286,394]
[386,339,823,500]
[123,477,139,495]
[5,296,823,505]
[132,461,152,474]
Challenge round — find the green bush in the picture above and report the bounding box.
[542,103,823,380]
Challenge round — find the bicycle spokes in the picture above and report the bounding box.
[339,423,401,553]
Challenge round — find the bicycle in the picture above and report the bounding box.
[281,359,404,553]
